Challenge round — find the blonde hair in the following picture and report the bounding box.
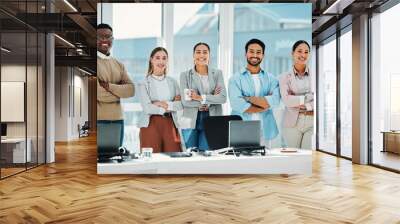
[147,47,169,76]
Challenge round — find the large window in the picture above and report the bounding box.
[233,4,311,76]
[317,36,337,154]
[315,25,362,161]
[340,28,352,158]
[111,3,162,84]
[371,3,400,171]
[173,3,219,80]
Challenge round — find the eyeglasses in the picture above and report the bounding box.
[97,35,113,41]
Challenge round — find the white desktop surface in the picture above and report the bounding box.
[1,137,31,163]
[1,138,26,143]
[97,149,312,175]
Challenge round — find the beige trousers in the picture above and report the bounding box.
[282,114,313,149]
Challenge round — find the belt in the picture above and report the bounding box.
[153,113,172,117]
[163,112,172,117]
[299,111,314,116]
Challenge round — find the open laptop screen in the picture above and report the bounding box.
[228,120,261,147]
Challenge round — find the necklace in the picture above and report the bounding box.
[151,74,166,81]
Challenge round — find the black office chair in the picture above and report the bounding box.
[79,121,90,138]
[203,115,242,150]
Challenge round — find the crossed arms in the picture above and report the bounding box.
[97,65,135,103]
[228,76,280,114]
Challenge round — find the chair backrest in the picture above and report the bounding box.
[204,115,242,150]
[82,121,90,129]
[97,122,122,158]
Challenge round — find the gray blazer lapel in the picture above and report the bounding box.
[166,77,175,97]
[191,69,204,94]
[208,69,216,93]
[145,77,158,101]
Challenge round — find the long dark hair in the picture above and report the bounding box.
[292,40,310,52]
[147,47,169,76]
[193,42,210,53]
[193,42,210,69]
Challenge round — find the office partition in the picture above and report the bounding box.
[0,1,47,179]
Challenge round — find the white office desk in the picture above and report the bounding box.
[97,149,312,175]
[1,138,31,163]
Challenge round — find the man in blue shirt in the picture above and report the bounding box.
[228,39,280,147]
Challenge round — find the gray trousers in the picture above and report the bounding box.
[282,114,313,149]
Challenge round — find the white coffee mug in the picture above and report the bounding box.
[184,89,192,101]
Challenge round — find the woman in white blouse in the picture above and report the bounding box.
[279,40,314,149]
[137,47,182,153]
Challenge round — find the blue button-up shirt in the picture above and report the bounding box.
[228,69,281,140]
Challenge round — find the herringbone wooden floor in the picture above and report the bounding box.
[1,135,400,224]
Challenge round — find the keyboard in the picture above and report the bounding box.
[226,146,266,156]
[164,152,192,158]
[231,145,265,151]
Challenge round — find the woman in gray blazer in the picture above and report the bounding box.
[180,42,227,150]
[138,47,182,153]
[279,40,314,149]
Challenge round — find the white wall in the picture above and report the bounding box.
[54,67,89,141]
[1,64,46,163]
[1,65,36,136]
[55,66,69,141]
[1,65,26,139]
[71,73,89,138]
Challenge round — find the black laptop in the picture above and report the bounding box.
[228,120,265,155]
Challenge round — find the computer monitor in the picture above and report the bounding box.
[1,123,7,137]
[97,122,122,161]
[203,115,242,150]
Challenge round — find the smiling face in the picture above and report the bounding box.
[150,50,168,75]
[193,44,210,67]
[292,43,310,66]
[246,43,264,67]
[97,28,113,55]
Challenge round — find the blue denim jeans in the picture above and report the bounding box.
[182,111,209,151]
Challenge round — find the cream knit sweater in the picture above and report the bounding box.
[97,53,135,120]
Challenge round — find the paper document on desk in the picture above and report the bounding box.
[280,148,298,153]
